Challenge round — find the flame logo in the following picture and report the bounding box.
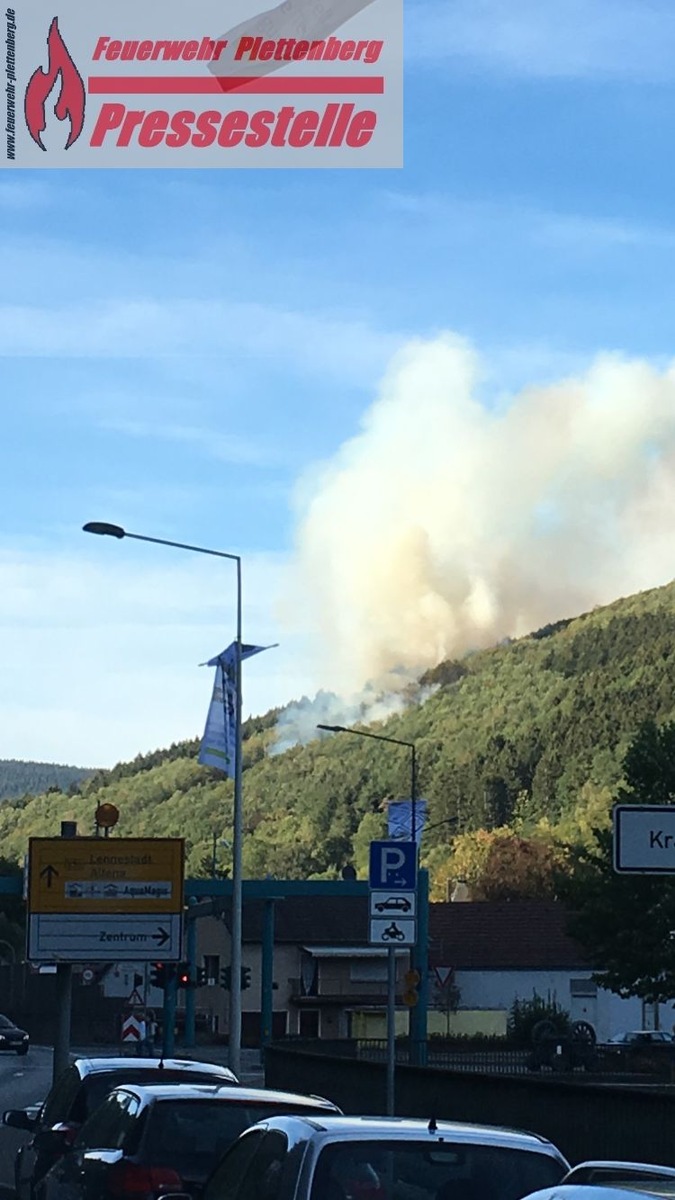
[24,17,86,151]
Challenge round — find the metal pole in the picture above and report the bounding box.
[53,821,75,1084]
[162,968,177,1058]
[260,899,275,1055]
[184,914,197,1049]
[386,945,396,1115]
[411,868,429,1066]
[229,557,243,1078]
[53,966,72,1083]
[411,745,417,843]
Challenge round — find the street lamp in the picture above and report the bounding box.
[83,520,245,1077]
[317,724,418,841]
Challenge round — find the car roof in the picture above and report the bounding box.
[72,1058,238,1082]
[108,1083,340,1108]
[247,1114,566,1154]
[567,1163,675,1178]
[524,1189,672,1199]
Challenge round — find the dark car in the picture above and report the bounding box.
[0,1012,29,1054]
[197,1114,569,1200]
[38,1083,341,1200]
[4,1056,238,1200]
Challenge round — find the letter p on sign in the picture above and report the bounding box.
[369,839,417,890]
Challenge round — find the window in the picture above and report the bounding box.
[299,1010,319,1037]
[40,1066,82,1129]
[238,1131,288,1200]
[310,1141,565,1200]
[75,1091,141,1151]
[203,1130,267,1200]
[349,961,388,983]
[569,979,597,998]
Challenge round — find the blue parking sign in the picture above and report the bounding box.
[369,840,417,891]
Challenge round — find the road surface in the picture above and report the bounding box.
[0,1045,52,1197]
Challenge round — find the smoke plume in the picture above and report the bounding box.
[286,332,675,700]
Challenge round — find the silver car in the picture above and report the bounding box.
[523,1187,675,1199]
[198,1113,570,1200]
[562,1162,675,1189]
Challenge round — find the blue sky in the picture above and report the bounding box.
[3,0,675,768]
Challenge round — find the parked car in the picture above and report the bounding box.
[195,1114,570,1200]
[523,1187,675,1199]
[606,1031,675,1045]
[38,1083,342,1200]
[562,1162,675,1188]
[0,1012,29,1054]
[4,1056,239,1200]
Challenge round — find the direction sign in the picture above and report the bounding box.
[28,838,184,914]
[27,912,183,962]
[369,917,416,946]
[369,840,417,891]
[614,806,675,873]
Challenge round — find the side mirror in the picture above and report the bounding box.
[3,1109,37,1132]
[39,1123,80,1154]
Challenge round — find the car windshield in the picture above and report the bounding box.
[144,1100,328,1181]
[0,1016,16,1029]
[310,1140,565,1200]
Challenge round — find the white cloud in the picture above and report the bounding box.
[381,190,675,254]
[0,548,311,767]
[408,0,675,81]
[0,295,396,385]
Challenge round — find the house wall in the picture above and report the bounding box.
[453,968,644,1041]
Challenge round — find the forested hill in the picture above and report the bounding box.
[0,760,93,802]
[1,581,674,894]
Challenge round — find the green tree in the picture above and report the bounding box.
[563,720,675,1004]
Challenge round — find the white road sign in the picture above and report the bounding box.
[28,912,182,962]
[369,891,416,918]
[369,917,416,946]
[614,805,675,874]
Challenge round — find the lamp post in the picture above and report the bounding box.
[82,521,245,1077]
[316,725,418,841]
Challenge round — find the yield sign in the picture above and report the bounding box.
[434,967,453,987]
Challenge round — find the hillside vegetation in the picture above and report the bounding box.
[0,760,93,802]
[1,582,674,894]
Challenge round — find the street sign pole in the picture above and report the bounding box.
[53,821,76,1085]
[369,839,418,1115]
[386,944,396,1116]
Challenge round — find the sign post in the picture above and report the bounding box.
[368,839,417,1115]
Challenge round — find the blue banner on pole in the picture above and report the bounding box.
[388,799,427,843]
[198,642,274,777]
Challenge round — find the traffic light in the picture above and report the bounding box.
[196,966,207,986]
[402,968,420,1008]
[150,962,167,990]
[177,962,191,988]
[220,966,250,990]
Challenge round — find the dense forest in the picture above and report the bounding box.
[0,760,93,802]
[1,581,674,898]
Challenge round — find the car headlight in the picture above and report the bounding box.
[22,1034,28,1040]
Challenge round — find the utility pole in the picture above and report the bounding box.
[53,821,76,1083]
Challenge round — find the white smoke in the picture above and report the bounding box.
[284,332,675,705]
